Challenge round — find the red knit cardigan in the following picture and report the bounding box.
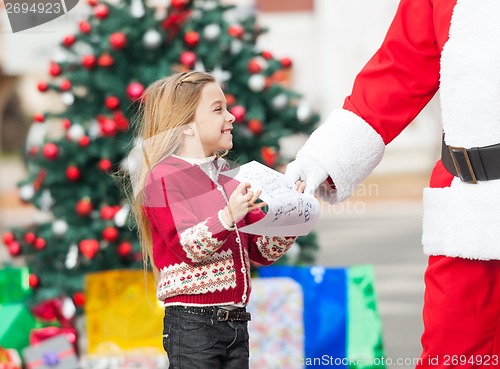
[142,156,295,306]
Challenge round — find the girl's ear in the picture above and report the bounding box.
[183,124,195,136]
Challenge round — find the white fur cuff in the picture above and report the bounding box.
[297,109,385,202]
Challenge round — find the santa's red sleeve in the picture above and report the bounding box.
[298,0,442,203]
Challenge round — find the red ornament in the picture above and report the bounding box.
[228,24,244,38]
[126,82,145,101]
[261,50,273,60]
[42,143,59,160]
[82,54,96,69]
[280,57,293,69]
[2,231,15,245]
[8,242,21,256]
[113,111,129,131]
[117,241,132,257]
[105,96,120,110]
[98,53,114,67]
[62,35,76,47]
[79,21,91,34]
[62,118,72,130]
[24,232,36,244]
[180,51,196,67]
[102,226,119,243]
[100,205,117,220]
[76,198,93,217]
[49,63,61,76]
[230,105,246,122]
[66,165,81,181]
[79,136,90,147]
[87,0,98,6]
[261,147,278,167]
[34,238,46,250]
[79,239,99,259]
[225,94,236,106]
[248,119,263,135]
[94,4,109,19]
[109,32,127,50]
[37,82,48,92]
[73,291,86,307]
[247,58,262,74]
[171,0,188,8]
[29,274,39,288]
[184,31,199,47]
[60,79,71,91]
[99,118,117,136]
[33,113,45,123]
[99,158,112,172]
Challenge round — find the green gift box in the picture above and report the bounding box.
[0,267,32,304]
[0,303,37,355]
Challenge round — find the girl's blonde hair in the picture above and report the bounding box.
[129,71,216,280]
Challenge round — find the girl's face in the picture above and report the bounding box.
[193,82,235,157]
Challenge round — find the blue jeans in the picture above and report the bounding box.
[163,307,250,369]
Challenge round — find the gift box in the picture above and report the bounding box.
[259,265,385,369]
[0,267,31,305]
[247,278,304,369]
[22,335,79,369]
[85,270,165,353]
[0,304,37,355]
[0,347,22,369]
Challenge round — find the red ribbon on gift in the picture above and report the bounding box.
[26,348,74,369]
[29,329,77,352]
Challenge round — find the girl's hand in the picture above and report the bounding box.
[224,182,266,226]
[295,180,306,193]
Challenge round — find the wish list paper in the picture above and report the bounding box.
[221,161,320,236]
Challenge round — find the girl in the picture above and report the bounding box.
[129,71,298,369]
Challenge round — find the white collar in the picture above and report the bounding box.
[172,154,216,166]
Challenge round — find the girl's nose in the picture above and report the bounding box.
[227,111,235,123]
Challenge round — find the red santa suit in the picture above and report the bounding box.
[294,0,500,366]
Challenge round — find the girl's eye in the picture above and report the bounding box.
[215,107,222,112]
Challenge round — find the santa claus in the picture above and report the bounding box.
[287,0,500,366]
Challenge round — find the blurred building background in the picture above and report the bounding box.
[0,0,441,367]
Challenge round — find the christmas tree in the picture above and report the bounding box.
[2,0,320,311]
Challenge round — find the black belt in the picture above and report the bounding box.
[166,305,251,322]
[441,137,500,183]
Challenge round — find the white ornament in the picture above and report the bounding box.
[195,60,206,72]
[203,24,221,41]
[65,244,79,269]
[19,184,34,201]
[230,40,242,55]
[61,92,75,106]
[130,0,145,18]
[297,102,313,122]
[212,65,232,84]
[143,29,162,49]
[201,0,217,10]
[272,94,288,110]
[114,204,130,227]
[61,297,76,319]
[67,124,85,141]
[52,219,68,236]
[88,120,101,139]
[40,190,54,212]
[248,74,265,92]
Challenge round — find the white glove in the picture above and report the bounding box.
[285,156,329,195]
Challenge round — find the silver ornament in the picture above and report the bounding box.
[297,102,313,122]
[61,92,75,106]
[114,204,130,227]
[272,94,288,110]
[65,244,79,269]
[248,74,265,92]
[52,219,68,236]
[130,0,145,18]
[19,184,34,201]
[143,29,162,49]
[203,24,221,41]
[67,124,85,141]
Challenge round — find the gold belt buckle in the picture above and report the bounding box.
[448,145,477,184]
